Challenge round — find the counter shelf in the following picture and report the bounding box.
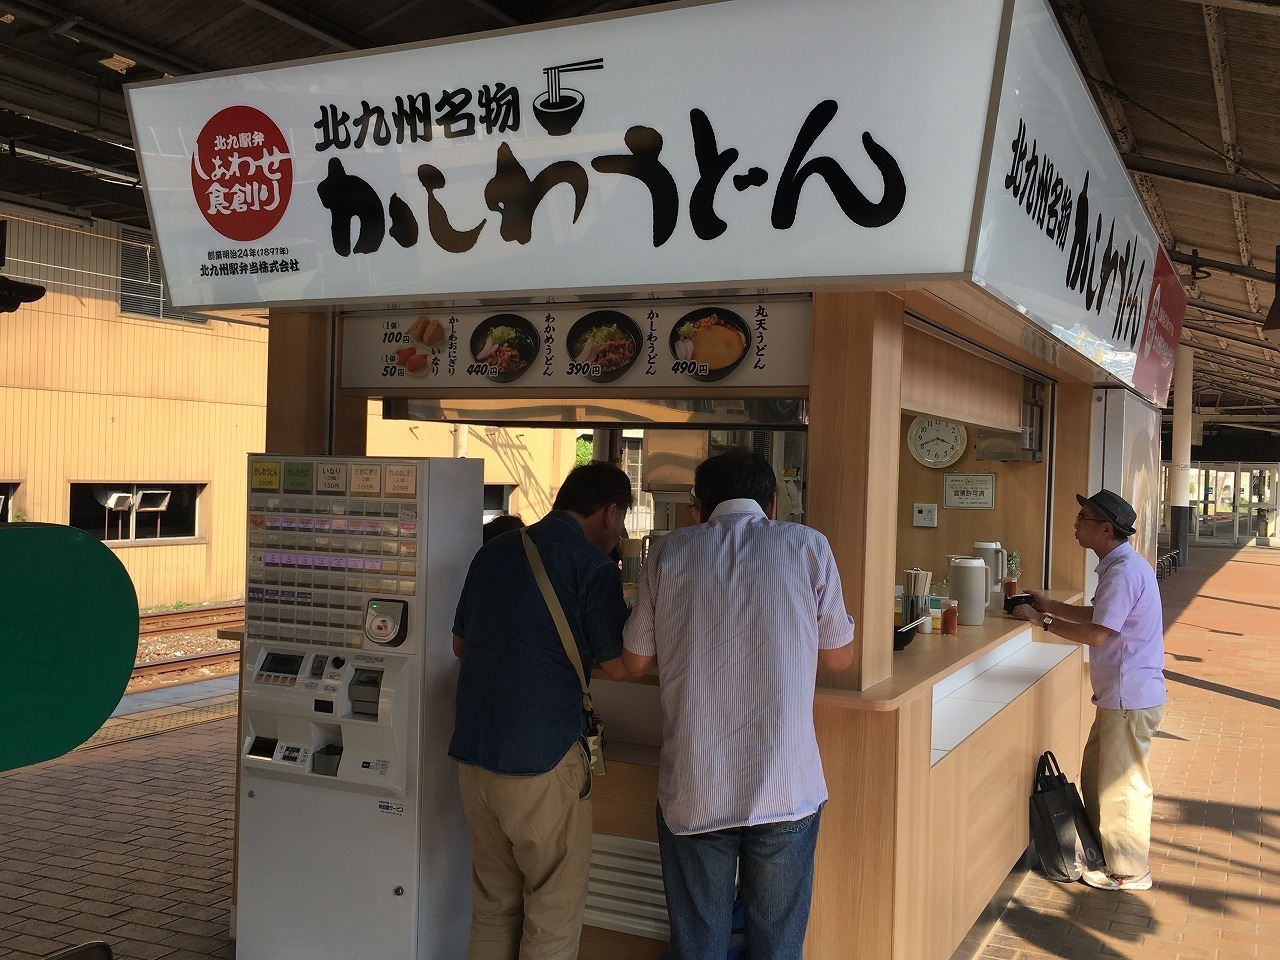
[814,590,1083,711]
[592,591,1085,776]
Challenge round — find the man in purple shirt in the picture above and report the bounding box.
[1015,489,1166,891]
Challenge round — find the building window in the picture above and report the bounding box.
[118,229,208,324]
[0,481,16,522]
[621,437,653,535]
[69,483,204,542]
[483,483,516,520]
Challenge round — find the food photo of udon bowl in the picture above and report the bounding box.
[469,314,538,383]
[669,307,751,382]
[565,311,641,383]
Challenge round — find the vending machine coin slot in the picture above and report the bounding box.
[309,654,328,679]
[348,669,383,719]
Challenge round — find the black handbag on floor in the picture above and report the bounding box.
[1029,751,1105,881]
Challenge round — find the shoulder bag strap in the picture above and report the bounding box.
[521,530,591,700]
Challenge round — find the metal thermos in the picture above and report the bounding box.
[972,541,1008,610]
[948,556,990,626]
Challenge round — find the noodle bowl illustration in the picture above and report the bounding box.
[533,58,603,136]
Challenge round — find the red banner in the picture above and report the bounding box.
[1132,246,1186,407]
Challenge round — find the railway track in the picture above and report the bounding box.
[139,603,245,637]
[131,605,245,688]
[133,647,243,686]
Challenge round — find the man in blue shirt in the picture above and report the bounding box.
[451,461,631,960]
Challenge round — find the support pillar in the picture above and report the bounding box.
[806,291,904,690]
[265,310,367,455]
[1170,345,1194,566]
[592,428,623,467]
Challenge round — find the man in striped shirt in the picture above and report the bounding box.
[622,448,855,960]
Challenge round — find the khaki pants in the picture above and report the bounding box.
[1080,705,1164,877]
[457,745,592,960]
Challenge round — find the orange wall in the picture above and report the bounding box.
[0,209,268,608]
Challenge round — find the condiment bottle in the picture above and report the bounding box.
[941,600,959,635]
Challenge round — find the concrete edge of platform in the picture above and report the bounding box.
[83,694,239,750]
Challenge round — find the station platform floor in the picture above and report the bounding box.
[1,545,1276,960]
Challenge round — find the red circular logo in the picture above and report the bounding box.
[190,105,293,242]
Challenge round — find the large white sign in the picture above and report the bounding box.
[341,298,812,395]
[972,0,1182,405]
[125,0,1001,309]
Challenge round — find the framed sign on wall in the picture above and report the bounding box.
[943,472,995,510]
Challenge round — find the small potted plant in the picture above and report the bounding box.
[1004,551,1021,595]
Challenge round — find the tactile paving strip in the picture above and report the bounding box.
[79,698,238,749]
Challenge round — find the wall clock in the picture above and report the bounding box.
[907,417,968,469]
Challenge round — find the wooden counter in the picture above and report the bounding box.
[583,593,1088,960]
[817,613,1048,710]
[808,610,1086,960]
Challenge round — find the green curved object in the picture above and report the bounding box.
[0,524,139,772]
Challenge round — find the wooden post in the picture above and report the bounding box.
[265,309,367,455]
[806,291,904,690]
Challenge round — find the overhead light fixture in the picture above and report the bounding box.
[98,54,137,75]
[1264,244,1280,346]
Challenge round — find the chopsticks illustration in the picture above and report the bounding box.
[543,58,604,103]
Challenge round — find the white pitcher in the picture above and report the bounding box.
[972,541,1007,610]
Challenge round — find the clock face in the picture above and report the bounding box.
[907,417,968,468]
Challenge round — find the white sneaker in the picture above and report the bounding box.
[1081,868,1152,891]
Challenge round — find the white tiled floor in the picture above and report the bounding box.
[110,676,239,717]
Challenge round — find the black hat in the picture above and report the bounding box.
[1076,489,1137,537]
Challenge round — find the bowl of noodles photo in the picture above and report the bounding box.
[669,307,751,382]
[470,314,538,383]
[565,311,641,383]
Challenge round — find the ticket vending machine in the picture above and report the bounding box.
[236,456,481,960]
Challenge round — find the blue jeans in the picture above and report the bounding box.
[657,804,824,960]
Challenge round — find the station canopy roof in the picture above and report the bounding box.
[0,0,1277,442]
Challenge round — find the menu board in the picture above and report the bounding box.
[340,298,812,395]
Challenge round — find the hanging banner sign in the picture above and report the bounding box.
[971,0,1184,407]
[124,0,1001,309]
[341,298,811,395]
[1131,246,1187,407]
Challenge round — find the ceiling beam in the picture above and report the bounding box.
[462,0,522,26]
[1184,318,1279,353]
[232,0,368,51]
[1193,368,1280,407]
[0,0,207,75]
[1166,0,1280,15]
[0,149,144,209]
[1121,154,1280,201]
[0,62,132,141]
[1172,253,1276,285]
[1181,341,1278,383]
[1182,332,1276,369]
[1202,6,1261,313]
[1052,1,1176,247]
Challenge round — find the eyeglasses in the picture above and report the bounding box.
[1075,513,1107,524]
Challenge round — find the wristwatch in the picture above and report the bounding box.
[1041,613,1055,631]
